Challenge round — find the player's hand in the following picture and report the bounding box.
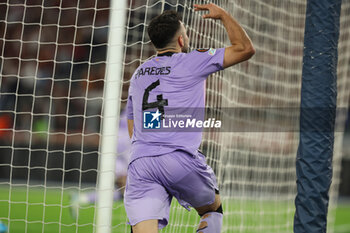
[193,3,227,20]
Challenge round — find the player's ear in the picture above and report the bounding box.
[178,35,184,48]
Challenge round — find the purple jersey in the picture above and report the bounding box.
[127,48,225,162]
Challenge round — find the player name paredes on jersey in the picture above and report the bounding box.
[135,66,171,79]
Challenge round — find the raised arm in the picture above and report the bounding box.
[194,3,255,68]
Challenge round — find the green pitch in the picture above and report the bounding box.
[0,186,349,233]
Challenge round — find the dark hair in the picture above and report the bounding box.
[147,10,182,49]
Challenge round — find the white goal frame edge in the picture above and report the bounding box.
[96,0,127,232]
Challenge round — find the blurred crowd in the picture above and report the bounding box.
[0,0,110,139]
[0,0,174,144]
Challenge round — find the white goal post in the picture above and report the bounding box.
[96,0,127,232]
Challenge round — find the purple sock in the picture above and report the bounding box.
[197,212,223,233]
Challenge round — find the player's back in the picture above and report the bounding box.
[127,48,225,162]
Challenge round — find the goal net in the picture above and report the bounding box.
[0,0,349,233]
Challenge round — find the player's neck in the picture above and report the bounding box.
[156,47,181,55]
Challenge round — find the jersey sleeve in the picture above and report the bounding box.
[184,48,225,77]
[126,95,133,120]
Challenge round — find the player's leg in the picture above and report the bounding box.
[132,219,158,233]
[194,193,223,233]
[195,193,221,215]
[164,150,223,233]
[124,156,173,233]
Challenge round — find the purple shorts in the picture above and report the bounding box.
[124,150,218,229]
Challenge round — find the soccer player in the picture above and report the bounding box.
[125,3,255,233]
[70,110,131,218]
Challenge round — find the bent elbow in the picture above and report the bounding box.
[245,45,255,59]
[223,44,256,68]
